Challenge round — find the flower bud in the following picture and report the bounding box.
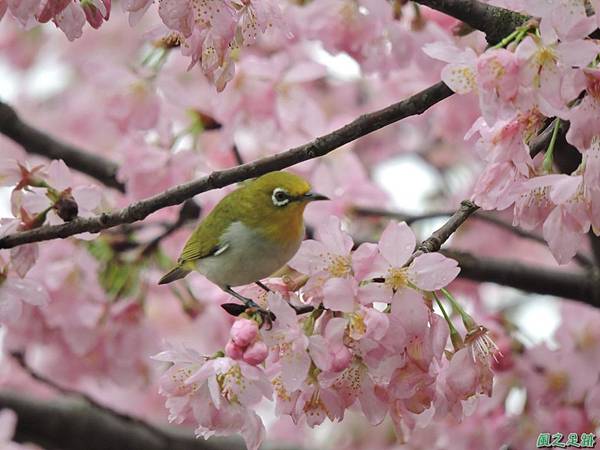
[242,341,268,366]
[225,340,244,360]
[178,199,202,223]
[230,318,258,347]
[54,190,78,222]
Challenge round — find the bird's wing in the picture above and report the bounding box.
[178,226,226,263]
[177,193,239,263]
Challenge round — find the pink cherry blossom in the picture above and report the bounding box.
[290,215,354,279]
[308,317,352,373]
[263,293,311,393]
[521,174,590,263]
[154,346,271,450]
[423,41,478,94]
[292,384,344,427]
[446,347,493,399]
[121,0,152,25]
[7,0,600,447]
[81,0,110,29]
[370,221,460,296]
[0,272,49,324]
[55,2,86,41]
[566,69,600,151]
[515,35,599,117]
[475,48,522,125]
[106,81,161,133]
[9,160,101,231]
[521,0,596,41]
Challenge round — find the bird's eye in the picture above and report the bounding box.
[272,188,290,206]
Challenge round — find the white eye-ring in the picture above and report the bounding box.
[272,188,290,207]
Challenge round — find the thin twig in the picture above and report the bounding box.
[0,81,454,249]
[403,200,479,267]
[0,101,125,192]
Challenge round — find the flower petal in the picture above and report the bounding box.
[378,221,415,267]
[409,253,460,290]
[322,277,356,312]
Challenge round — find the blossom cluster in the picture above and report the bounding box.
[0,159,102,324]
[153,217,501,449]
[425,2,600,264]
[2,0,600,448]
[1,0,111,40]
[307,299,600,450]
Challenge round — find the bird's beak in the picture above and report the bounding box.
[303,192,329,202]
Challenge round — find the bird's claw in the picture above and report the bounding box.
[220,298,275,329]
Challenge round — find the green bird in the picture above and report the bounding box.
[159,171,328,308]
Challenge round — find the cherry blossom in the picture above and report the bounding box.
[154,347,271,450]
[0,255,48,324]
[3,1,600,449]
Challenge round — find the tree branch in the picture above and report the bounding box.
[589,233,600,267]
[404,200,479,266]
[443,249,600,307]
[0,391,243,450]
[361,201,600,307]
[0,100,125,192]
[415,0,600,45]
[413,0,528,44]
[353,206,593,268]
[0,81,454,249]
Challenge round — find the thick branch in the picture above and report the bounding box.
[0,391,242,450]
[589,233,600,267]
[353,206,593,267]
[0,81,454,249]
[0,101,125,192]
[414,0,528,44]
[444,249,600,307]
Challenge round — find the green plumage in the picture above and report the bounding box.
[158,171,314,286]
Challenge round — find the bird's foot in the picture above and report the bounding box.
[255,281,313,315]
[222,286,275,328]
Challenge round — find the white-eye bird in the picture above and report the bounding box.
[158,171,328,308]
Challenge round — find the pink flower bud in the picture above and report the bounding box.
[54,189,79,222]
[242,341,268,366]
[331,346,352,372]
[230,318,258,347]
[225,340,244,360]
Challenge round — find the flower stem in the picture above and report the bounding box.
[543,119,561,174]
[492,29,520,49]
[440,288,477,331]
[433,292,463,350]
[492,22,535,49]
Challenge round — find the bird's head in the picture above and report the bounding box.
[248,171,328,217]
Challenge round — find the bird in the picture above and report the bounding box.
[158,171,328,311]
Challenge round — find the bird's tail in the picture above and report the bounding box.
[158,265,191,285]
